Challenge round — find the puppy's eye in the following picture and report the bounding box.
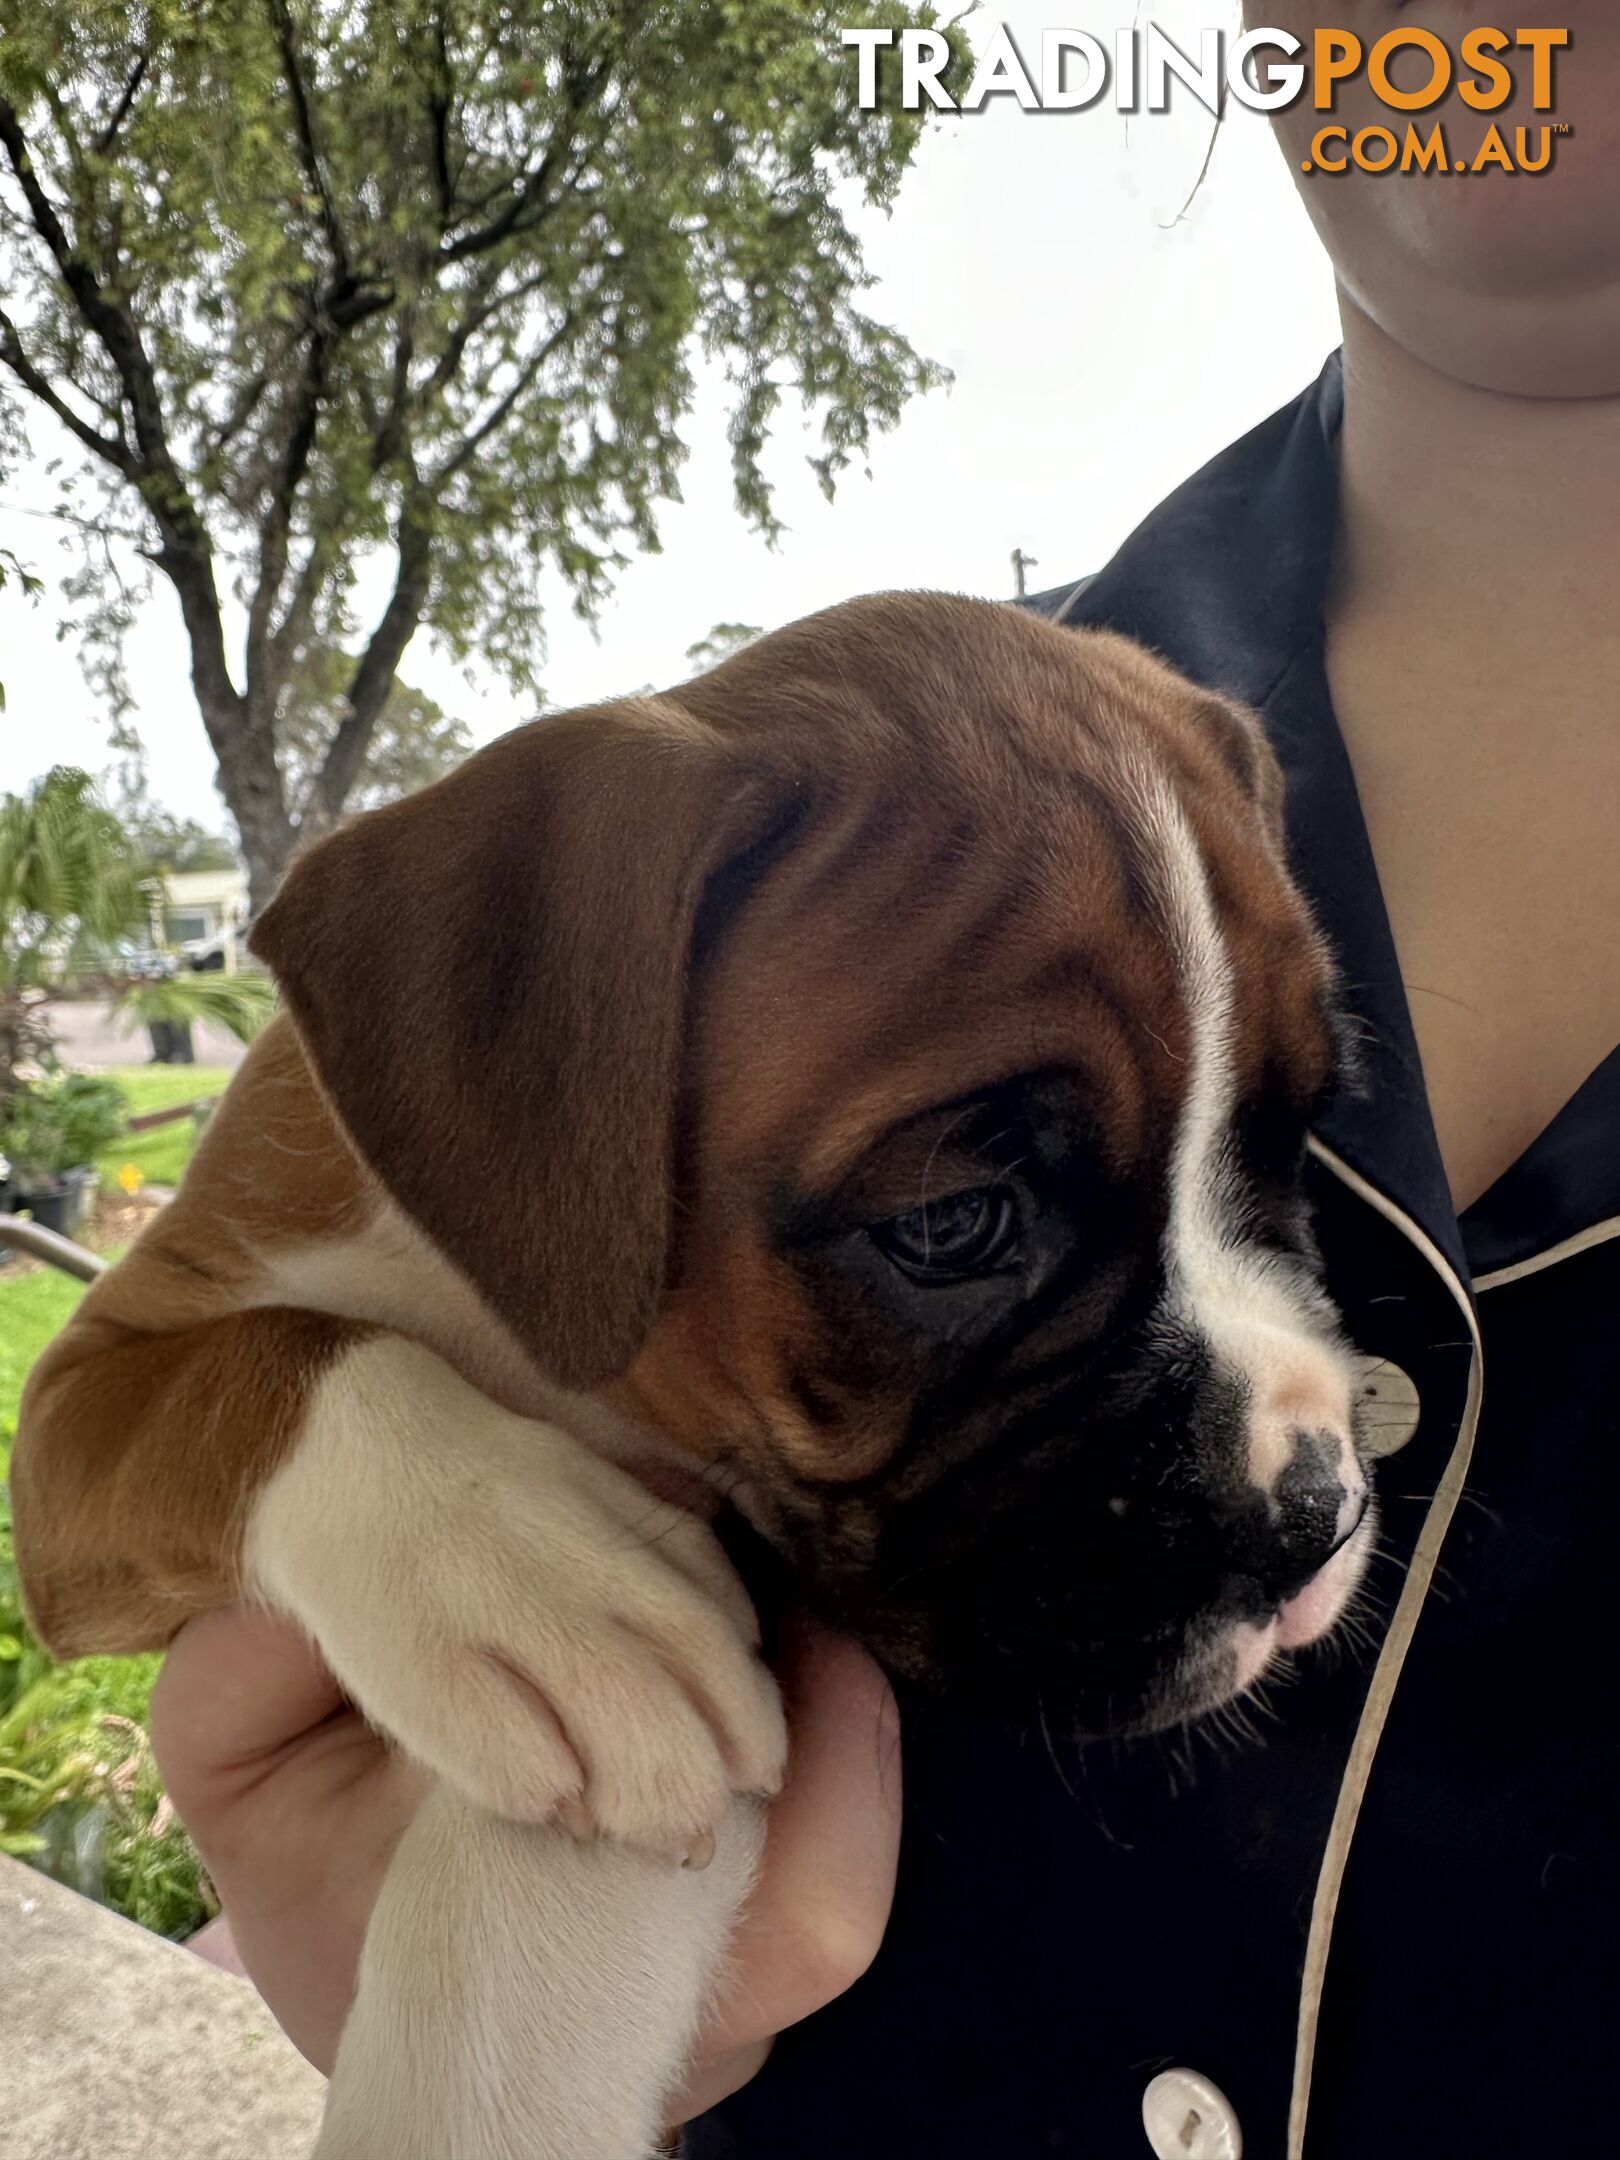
[870,1186,1020,1283]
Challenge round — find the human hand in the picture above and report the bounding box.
[150,1605,901,2119]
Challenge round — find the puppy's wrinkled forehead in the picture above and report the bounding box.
[675,594,1333,1197]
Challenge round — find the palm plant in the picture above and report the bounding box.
[0,767,274,1101]
[0,768,149,1106]
[109,970,276,1051]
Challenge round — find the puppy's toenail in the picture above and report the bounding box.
[682,1830,716,1872]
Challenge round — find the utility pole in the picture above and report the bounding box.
[1011,547,1038,599]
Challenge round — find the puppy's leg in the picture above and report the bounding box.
[315,1787,763,2160]
[244,1334,786,1852]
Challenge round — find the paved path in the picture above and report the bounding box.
[1,1857,324,2159]
[46,1000,248,1073]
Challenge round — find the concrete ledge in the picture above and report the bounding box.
[1,1856,325,2159]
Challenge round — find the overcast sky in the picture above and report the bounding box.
[0,1,1343,829]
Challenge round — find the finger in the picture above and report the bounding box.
[149,1608,420,2076]
[150,1606,348,1789]
[683,1616,901,2092]
[151,1607,424,1876]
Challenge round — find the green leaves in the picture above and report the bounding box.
[108,967,276,1047]
[0,765,157,1100]
[0,0,952,897]
[276,643,474,814]
[0,546,43,714]
[0,767,153,997]
[685,620,762,670]
[0,1650,214,1936]
[0,1070,130,1182]
[0,1260,209,1941]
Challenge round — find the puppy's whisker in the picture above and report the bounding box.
[913,1106,980,1215]
[1038,1696,1081,1805]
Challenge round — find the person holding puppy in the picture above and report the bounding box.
[150,6,1620,2155]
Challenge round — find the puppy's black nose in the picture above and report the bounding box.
[1268,1429,1365,1602]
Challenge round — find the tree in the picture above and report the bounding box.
[0,2,954,910]
[129,812,241,877]
[276,645,473,813]
[0,545,42,714]
[685,621,763,671]
[108,773,241,878]
[104,647,472,865]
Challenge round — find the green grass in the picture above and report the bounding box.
[95,1065,233,1118]
[91,1065,231,1192]
[0,1079,218,1935]
[0,1268,82,1435]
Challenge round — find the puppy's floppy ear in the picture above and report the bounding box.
[250,699,791,1389]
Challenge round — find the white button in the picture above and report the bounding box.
[1352,1353,1422,1457]
[1142,2068,1243,2159]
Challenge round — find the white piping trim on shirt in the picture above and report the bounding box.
[1287,1136,1485,2160]
[1472,1214,1620,1293]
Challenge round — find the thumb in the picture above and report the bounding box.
[708,1615,902,2044]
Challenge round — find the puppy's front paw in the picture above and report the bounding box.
[244,1335,785,1851]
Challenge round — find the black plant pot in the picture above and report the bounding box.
[14,1167,97,1237]
[14,1183,72,1235]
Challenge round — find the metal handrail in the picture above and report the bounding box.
[126,1095,219,1134]
[0,1214,107,1282]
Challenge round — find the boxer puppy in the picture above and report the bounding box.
[12,593,1372,2160]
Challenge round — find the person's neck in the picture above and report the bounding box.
[1330,294,1620,679]
[1324,295,1620,1212]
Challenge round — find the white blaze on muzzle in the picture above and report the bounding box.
[1126,761,1362,1516]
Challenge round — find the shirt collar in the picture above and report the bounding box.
[1461,1044,1620,1280]
[1044,353,1469,1282]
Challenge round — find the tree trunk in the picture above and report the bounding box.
[235,810,297,922]
[200,690,298,918]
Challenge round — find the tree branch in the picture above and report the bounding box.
[266,529,332,678]
[364,251,565,481]
[37,77,91,193]
[245,316,334,702]
[412,259,553,423]
[438,51,614,265]
[0,94,180,481]
[428,4,455,226]
[0,494,151,548]
[0,92,241,729]
[0,308,138,478]
[94,49,153,159]
[327,279,396,331]
[429,308,578,489]
[303,492,434,828]
[0,93,88,274]
[368,312,417,473]
[264,0,351,283]
[208,367,272,452]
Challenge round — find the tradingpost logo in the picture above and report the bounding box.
[841,23,1574,175]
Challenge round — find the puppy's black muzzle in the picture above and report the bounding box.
[774,1351,1368,1736]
